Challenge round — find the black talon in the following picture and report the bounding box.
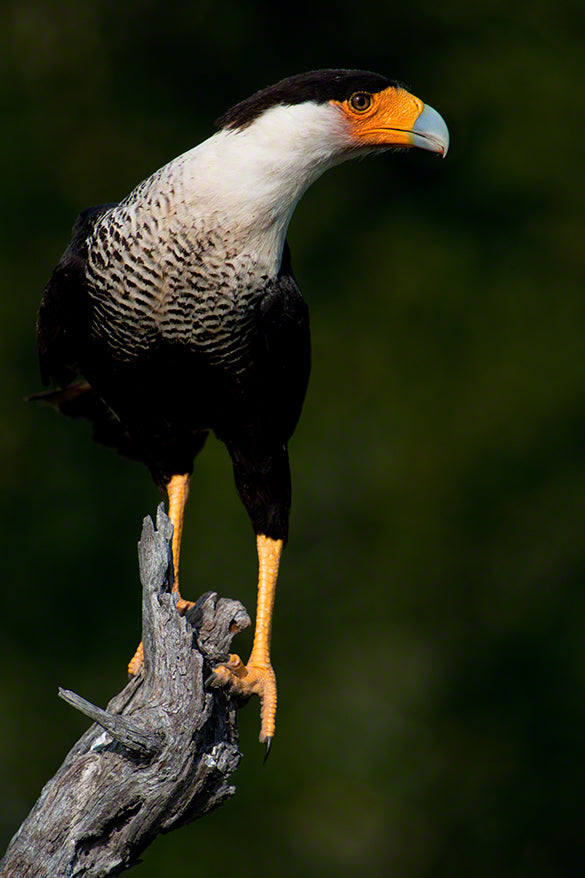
[263,737,273,764]
[204,669,223,689]
[205,651,231,665]
[203,654,232,688]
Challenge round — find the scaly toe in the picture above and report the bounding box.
[208,654,277,743]
[175,596,195,614]
[128,641,144,676]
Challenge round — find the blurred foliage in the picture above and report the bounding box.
[1,0,585,875]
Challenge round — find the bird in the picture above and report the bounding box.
[34,69,449,752]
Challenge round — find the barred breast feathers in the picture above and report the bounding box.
[84,150,274,369]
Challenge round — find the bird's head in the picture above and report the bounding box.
[216,69,449,161]
[187,70,449,267]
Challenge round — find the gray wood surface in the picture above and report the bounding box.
[0,505,249,876]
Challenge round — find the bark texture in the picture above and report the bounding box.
[0,505,249,876]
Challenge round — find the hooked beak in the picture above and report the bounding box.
[409,103,449,156]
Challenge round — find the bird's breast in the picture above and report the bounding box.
[85,203,274,375]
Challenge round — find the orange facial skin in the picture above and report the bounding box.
[332,86,426,148]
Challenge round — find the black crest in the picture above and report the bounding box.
[216,69,398,131]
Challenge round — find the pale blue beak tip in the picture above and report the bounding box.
[411,104,450,157]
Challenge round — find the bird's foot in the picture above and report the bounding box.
[208,654,277,747]
[128,642,144,677]
[127,595,195,676]
[175,596,195,614]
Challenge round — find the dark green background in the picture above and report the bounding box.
[2,1,584,875]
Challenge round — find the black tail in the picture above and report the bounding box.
[28,380,142,462]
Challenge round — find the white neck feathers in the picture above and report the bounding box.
[172,102,350,269]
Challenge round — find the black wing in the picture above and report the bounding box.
[33,203,148,462]
[37,203,116,387]
[258,240,311,442]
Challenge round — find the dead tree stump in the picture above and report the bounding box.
[0,505,250,877]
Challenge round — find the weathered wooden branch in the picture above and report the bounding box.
[0,505,250,877]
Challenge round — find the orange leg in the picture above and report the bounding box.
[166,473,192,611]
[128,473,193,675]
[210,534,283,748]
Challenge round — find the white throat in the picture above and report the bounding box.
[171,101,351,273]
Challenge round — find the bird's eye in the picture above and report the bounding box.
[349,92,373,113]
